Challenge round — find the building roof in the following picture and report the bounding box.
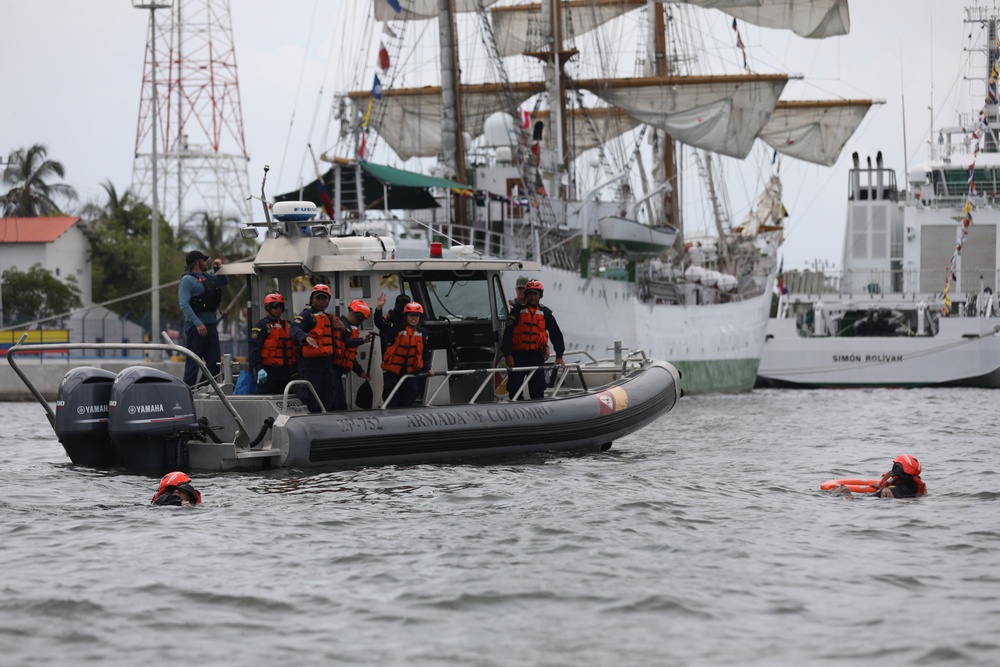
[0,217,82,244]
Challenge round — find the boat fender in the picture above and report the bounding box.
[820,478,881,493]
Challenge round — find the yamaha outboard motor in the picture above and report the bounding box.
[54,367,118,467]
[109,367,200,475]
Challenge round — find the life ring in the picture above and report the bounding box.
[820,478,881,493]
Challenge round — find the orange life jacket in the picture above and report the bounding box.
[301,311,335,358]
[333,323,363,371]
[381,327,425,374]
[510,306,549,352]
[260,320,297,367]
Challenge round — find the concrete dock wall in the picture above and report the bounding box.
[2,359,188,401]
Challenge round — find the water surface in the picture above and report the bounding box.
[1,389,996,666]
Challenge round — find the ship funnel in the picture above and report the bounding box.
[876,151,884,200]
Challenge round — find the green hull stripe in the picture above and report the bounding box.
[670,358,760,395]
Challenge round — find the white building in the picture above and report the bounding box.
[1,217,146,352]
[0,216,92,304]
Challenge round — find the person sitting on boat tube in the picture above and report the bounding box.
[151,471,202,506]
[831,454,928,498]
[331,299,374,410]
[501,279,566,400]
[290,283,347,413]
[376,301,434,408]
[248,292,297,395]
[178,249,228,387]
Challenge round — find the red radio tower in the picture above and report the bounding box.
[132,0,251,235]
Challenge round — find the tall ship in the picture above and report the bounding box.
[287,0,874,394]
[757,5,1000,388]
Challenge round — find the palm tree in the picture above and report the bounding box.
[179,210,259,262]
[1,144,78,217]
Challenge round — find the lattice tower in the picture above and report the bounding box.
[132,0,251,235]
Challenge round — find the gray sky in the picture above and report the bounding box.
[0,1,979,269]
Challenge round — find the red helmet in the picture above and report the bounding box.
[157,471,191,492]
[404,301,425,315]
[151,471,202,504]
[524,279,544,297]
[263,292,285,306]
[310,284,332,300]
[892,454,921,477]
[349,299,371,319]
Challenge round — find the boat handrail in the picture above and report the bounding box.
[416,362,597,406]
[280,380,326,413]
[5,333,252,447]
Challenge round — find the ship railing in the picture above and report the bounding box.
[5,333,252,448]
[783,268,1000,302]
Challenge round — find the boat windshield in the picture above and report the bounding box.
[398,271,494,321]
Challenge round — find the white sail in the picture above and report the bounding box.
[584,74,788,159]
[683,0,850,39]
[491,0,850,60]
[350,85,538,160]
[491,0,636,58]
[374,0,500,22]
[759,100,872,166]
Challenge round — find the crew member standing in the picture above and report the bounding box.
[501,279,566,400]
[248,292,297,395]
[332,299,373,410]
[376,301,434,408]
[289,284,346,413]
[178,249,228,386]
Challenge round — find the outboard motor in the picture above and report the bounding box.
[108,367,200,475]
[54,367,118,467]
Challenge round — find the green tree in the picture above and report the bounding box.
[84,181,184,328]
[1,144,78,217]
[178,210,259,319]
[179,210,259,263]
[1,264,83,328]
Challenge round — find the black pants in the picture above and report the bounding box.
[298,357,342,413]
[183,323,221,387]
[332,368,349,410]
[507,350,547,400]
[256,366,293,395]
[382,372,422,408]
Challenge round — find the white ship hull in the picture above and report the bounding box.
[539,266,775,394]
[759,317,1000,387]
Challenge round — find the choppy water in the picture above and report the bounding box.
[1,388,998,666]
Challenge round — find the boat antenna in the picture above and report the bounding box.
[260,165,279,235]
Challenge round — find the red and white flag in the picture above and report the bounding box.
[520,107,530,129]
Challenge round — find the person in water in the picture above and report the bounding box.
[831,454,927,498]
[151,471,203,506]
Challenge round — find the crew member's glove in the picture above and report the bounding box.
[257,368,267,384]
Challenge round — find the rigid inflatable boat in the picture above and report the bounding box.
[8,188,681,474]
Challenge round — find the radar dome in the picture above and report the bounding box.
[483,112,517,147]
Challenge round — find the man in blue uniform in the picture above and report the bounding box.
[501,279,565,400]
[289,284,346,412]
[248,292,297,395]
[178,249,228,386]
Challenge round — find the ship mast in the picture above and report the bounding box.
[438,0,468,227]
[650,2,679,234]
